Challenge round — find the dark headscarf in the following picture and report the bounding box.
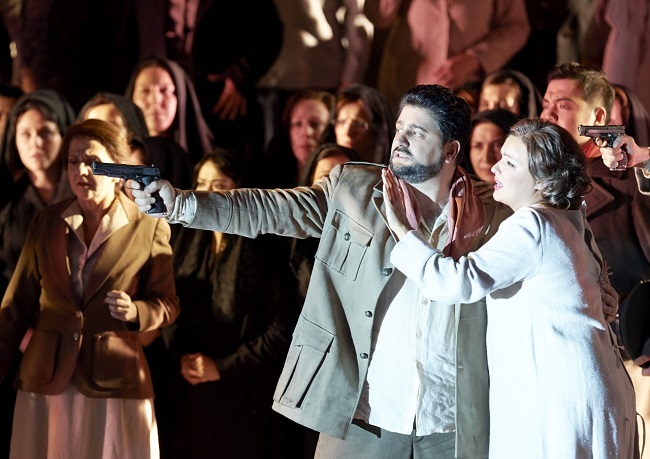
[78,92,150,141]
[1,89,76,180]
[482,69,543,119]
[125,55,214,165]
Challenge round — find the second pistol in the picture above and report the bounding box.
[578,124,627,170]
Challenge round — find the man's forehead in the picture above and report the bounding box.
[397,104,438,127]
[544,79,584,100]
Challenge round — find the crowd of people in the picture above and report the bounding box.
[0,1,650,458]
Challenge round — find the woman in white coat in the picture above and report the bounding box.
[383,118,637,458]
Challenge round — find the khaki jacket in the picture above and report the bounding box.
[0,193,179,399]
[187,163,509,458]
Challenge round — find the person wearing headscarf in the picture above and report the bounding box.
[0,88,75,459]
[126,55,214,166]
[0,89,76,292]
[478,69,543,119]
[79,92,193,190]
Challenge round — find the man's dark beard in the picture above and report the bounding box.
[389,153,445,184]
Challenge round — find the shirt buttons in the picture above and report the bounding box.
[421,298,429,305]
[365,311,373,318]
[360,353,369,359]
[381,267,393,276]
[416,362,422,369]
[416,330,422,338]
[73,332,80,341]
[343,232,351,241]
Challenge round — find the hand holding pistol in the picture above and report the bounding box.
[578,124,627,171]
[91,162,166,214]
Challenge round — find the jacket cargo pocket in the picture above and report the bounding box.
[315,210,373,280]
[92,331,139,389]
[20,329,61,384]
[273,316,334,408]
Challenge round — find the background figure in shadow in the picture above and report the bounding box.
[164,148,300,458]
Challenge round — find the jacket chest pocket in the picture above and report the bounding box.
[315,210,373,281]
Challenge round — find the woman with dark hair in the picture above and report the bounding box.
[0,90,76,292]
[383,118,636,458]
[126,55,214,166]
[164,148,299,458]
[332,84,394,164]
[463,108,519,184]
[263,89,335,188]
[0,119,179,458]
[79,92,193,190]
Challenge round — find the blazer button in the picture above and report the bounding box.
[359,353,369,359]
[381,267,393,276]
[365,311,373,317]
[343,232,351,241]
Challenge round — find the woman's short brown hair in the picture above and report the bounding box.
[60,119,131,164]
[510,118,591,210]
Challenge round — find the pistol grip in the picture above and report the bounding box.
[140,176,166,214]
[619,144,629,169]
[147,193,166,214]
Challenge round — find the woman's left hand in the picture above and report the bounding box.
[106,290,138,323]
[382,168,411,240]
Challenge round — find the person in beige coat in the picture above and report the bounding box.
[0,119,179,459]
[133,85,618,458]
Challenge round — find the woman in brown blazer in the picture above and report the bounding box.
[0,119,179,458]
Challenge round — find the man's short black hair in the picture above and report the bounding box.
[398,85,473,160]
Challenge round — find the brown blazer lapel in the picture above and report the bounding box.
[44,209,77,307]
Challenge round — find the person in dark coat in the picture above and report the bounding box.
[162,148,299,458]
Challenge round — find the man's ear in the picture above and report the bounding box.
[444,140,461,163]
[593,106,608,125]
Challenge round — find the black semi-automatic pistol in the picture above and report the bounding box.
[91,162,165,214]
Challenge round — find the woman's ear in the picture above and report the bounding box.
[444,140,461,163]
